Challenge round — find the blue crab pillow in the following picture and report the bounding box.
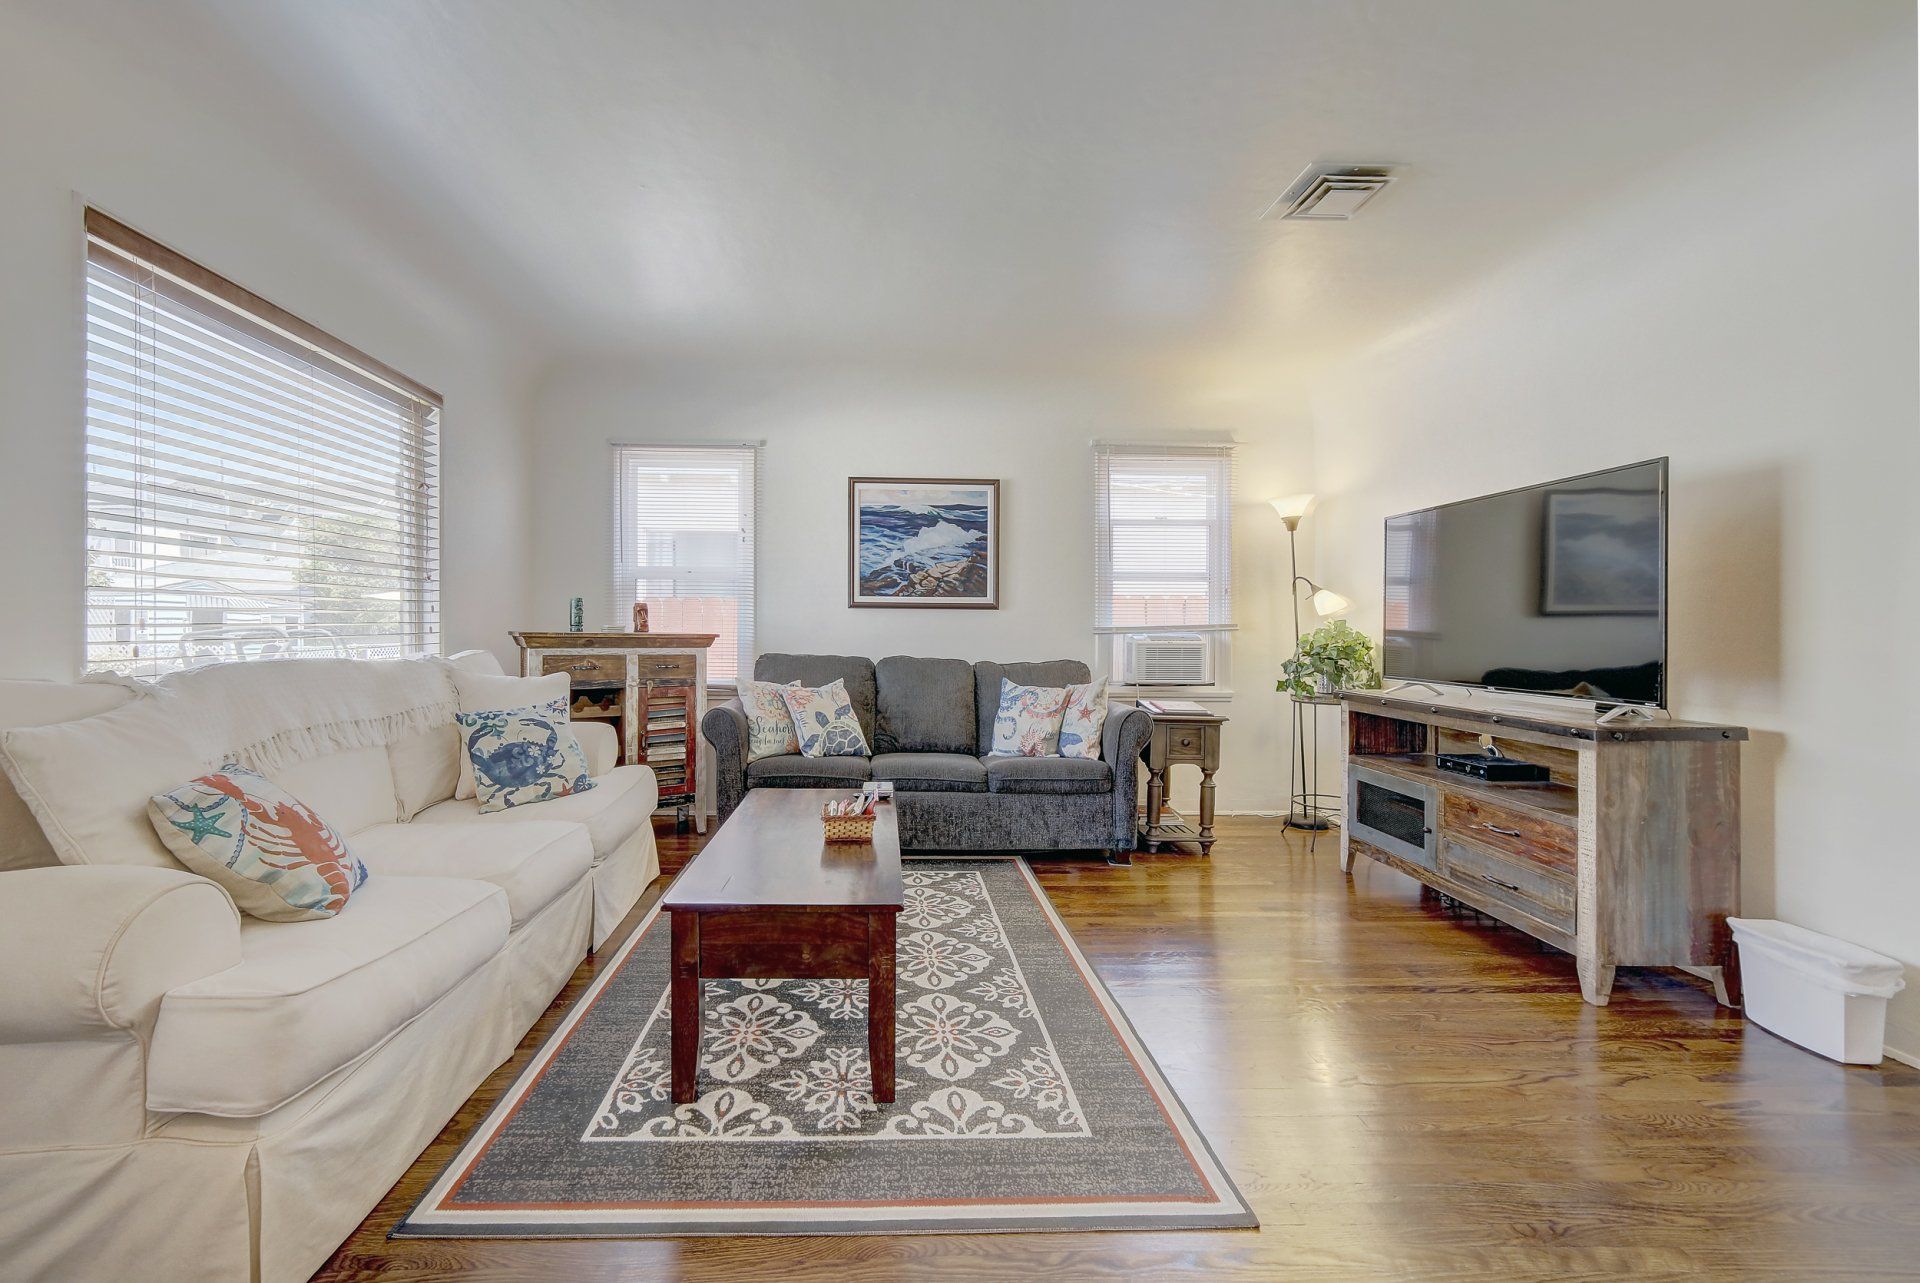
[777,679,871,758]
[455,701,596,814]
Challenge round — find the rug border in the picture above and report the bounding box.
[393,857,1257,1238]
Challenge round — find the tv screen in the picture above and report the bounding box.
[1382,458,1667,706]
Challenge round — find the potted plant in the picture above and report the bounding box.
[1278,620,1379,698]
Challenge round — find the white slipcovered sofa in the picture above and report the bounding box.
[0,652,658,1283]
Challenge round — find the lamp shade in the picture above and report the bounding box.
[1268,493,1315,521]
[1309,587,1350,616]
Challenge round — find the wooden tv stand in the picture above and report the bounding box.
[1337,692,1746,1007]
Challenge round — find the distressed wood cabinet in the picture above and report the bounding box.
[1338,691,1745,1007]
[511,631,717,833]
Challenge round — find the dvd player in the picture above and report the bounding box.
[1435,751,1551,783]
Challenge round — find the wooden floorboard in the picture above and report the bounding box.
[313,816,1920,1281]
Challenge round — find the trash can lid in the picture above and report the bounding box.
[1729,918,1907,997]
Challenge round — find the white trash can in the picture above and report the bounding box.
[1729,918,1906,1065]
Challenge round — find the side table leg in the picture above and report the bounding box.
[1197,764,1218,855]
[670,911,700,1104]
[868,912,897,1103]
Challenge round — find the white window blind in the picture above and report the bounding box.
[1094,443,1235,632]
[83,211,441,677]
[608,444,758,685]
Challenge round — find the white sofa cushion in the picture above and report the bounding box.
[148,875,509,1117]
[352,819,593,929]
[387,723,462,821]
[0,686,221,870]
[266,745,398,837]
[415,765,658,864]
[0,679,137,872]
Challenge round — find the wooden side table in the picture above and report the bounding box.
[511,630,717,833]
[1137,708,1228,855]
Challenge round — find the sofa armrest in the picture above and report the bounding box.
[1103,704,1154,850]
[0,866,239,1044]
[573,720,619,776]
[701,698,750,825]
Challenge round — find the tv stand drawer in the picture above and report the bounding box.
[1442,793,1574,873]
[1440,836,1575,934]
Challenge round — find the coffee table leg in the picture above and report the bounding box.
[868,911,896,1104]
[670,911,699,1104]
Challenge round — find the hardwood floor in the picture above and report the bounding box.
[315,816,1920,1281]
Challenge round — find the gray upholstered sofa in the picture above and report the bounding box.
[702,654,1151,861]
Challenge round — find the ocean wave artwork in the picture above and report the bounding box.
[850,479,998,606]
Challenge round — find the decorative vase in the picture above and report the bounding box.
[568,597,584,632]
[1315,672,1337,695]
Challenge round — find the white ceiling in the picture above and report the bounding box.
[49,1,1909,370]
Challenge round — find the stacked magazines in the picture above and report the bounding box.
[642,692,692,799]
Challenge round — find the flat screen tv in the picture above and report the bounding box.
[1382,458,1667,707]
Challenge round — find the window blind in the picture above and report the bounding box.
[607,444,758,685]
[1093,443,1235,632]
[83,210,441,677]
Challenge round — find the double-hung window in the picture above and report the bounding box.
[83,210,441,676]
[1093,443,1236,689]
[607,444,758,686]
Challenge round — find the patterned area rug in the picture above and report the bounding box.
[396,859,1253,1237]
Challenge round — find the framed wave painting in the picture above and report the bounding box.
[848,477,1000,608]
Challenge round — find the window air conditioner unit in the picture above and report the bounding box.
[1125,633,1210,686]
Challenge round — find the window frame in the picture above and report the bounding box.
[1092,442,1237,697]
[606,442,760,691]
[81,209,442,677]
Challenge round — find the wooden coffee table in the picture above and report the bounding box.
[661,788,903,1104]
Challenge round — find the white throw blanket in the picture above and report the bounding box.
[84,658,457,774]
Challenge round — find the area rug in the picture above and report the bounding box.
[396,859,1255,1237]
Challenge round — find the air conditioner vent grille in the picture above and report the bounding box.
[1126,634,1210,686]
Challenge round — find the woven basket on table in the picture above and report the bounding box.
[821,812,877,843]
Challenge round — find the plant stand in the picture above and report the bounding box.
[1286,693,1342,846]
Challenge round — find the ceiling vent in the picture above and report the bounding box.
[1262,164,1396,221]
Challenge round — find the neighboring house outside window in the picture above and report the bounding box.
[1093,442,1235,692]
[82,209,441,677]
[607,444,758,687]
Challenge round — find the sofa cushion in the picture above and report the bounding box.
[266,745,399,837]
[983,754,1112,795]
[352,818,592,929]
[755,654,878,746]
[739,679,802,762]
[0,686,222,871]
[148,874,510,1117]
[870,752,988,793]
[1057,678,1110,760]
[973,660,1091,753]
[0,678,136,872]
[149,763,370,922]
[414,765,658,865]
[745,754,871,787]
[874,656,977,754]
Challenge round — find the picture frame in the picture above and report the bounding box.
[848,477,1000,608]
[1540,487,1662,615]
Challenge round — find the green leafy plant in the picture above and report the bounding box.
[1278,619,1379,697]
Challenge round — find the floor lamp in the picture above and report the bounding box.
[1270,495,1350,832]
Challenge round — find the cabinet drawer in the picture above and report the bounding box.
[1165,727,1205,757]
[1442,793,1574,873]
[1440,836,1575,934]
[541,652,627,684]
[633,653,696,682]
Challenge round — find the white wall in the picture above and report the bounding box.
[0,5,538,678]
[531,356,1318,814]
[1307,40,1920,1056]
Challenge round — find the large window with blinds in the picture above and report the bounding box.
[83,210,441,676]
[608,444,757,686]
[1093,443,1235,686]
